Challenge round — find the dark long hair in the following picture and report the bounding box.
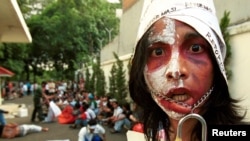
[129,30,246,141]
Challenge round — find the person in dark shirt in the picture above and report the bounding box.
[31,82,44,122]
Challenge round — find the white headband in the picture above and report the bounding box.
[88,125,96,130]
[135,0,227,82]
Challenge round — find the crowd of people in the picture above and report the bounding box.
[1,78,143,140]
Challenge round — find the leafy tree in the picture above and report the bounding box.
[114,53,128,104]
[108,61,117,98]
[0,43,29,81]
[84,66,91,91]
[27,0,89,80]
[94,56,106,97]
[84,55,106,96]
[109,52,128,104]
[0,0,120,82]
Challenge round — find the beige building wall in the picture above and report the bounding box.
[214,0,250,121]
[100,0,142,88]
[228,21,250,121]
[214,0,250,25]
[100,0,250,121]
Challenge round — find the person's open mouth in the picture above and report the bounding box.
[152,88,193,109]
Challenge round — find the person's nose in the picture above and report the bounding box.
[165,53,188,81]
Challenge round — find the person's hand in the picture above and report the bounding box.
[112,117,119,122]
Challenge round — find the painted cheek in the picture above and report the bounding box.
[146,18,176,72]
[187,55,213,80]
[145,47,182,92]
[144,65,173,94]
[146,55,169,72]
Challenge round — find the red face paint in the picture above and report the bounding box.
[144,18,214,119]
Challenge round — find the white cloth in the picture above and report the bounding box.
[78,124,105,141]
[19,124,42,136]
[44,106,55,122]
[126,130,146,141]
[49,101,62,117]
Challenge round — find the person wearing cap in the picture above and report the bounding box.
[0,123,48,139]
[129,0,246,141]
[78,119,105,141]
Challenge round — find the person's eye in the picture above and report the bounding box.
[152,48,164,57]
[189,44,204,53]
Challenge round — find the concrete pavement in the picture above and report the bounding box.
[0,95,127,141]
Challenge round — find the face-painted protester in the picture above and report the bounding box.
[129,0,246,141]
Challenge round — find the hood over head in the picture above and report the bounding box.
[135,0,227,83]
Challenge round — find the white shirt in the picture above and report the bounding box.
[22,85,27,91]
[78,124,105,141]
[113,106,123,117]
[86,108,96,120]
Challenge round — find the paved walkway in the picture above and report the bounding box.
[0,95,127,141]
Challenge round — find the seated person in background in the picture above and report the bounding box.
[78,119,105,141]
[70,102,96,129]
[97,96,113,124]
[129,102,144,126]
[0,123,48,139]
[72,101,82,117]
[88,93,99,115]
[107,99,124,133]
[120,103,133,130]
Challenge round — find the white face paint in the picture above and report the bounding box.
[144,18,187,119]
[144,17,214,120]
[148,18,176,45]
[144,66,186,120]
[144,65,184,96]
[145,61,188,120]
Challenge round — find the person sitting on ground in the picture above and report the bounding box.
[129,102,144,127]
[97,96,113,124]
[88,93,99,115]
[119,102,133,130]
[107,99,124,133]
[78,119,105,141]
[70,102,96,129]
[0,123,49,139]
[42,83,62,123]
